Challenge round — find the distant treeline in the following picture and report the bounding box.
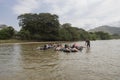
[0,13,117,41]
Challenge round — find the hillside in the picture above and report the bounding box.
[0,24,7,30]
[89,25,120,35]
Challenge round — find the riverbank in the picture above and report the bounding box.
[0,39,28,43]
[0,39,69,45]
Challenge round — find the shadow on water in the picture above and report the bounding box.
[85,47,91,53]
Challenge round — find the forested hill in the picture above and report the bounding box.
[0,13,113,40]
[89,25,120,35]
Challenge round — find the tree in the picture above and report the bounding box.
[17,29,30,40]
[18,13,60,41]
[111,34,120,39]
[89,32,97,40]
[59,23,82,41]
[95,31,111,40]
[0,26,15,39]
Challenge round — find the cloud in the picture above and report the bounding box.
[0,21,4,24]
[53,0,120,29]
[84,0,120,27]
[12,0,120,29]
[13,0,40,15]
[42,0,106,29]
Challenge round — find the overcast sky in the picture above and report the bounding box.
[0,0,120,31]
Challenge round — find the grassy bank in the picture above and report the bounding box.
[0,39,31,44]
[0,39,69,45]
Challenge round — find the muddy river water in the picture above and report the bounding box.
[0,39,120,80]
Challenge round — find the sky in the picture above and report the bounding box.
[0,0,120,31]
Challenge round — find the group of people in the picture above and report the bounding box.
[55,39,90,52]
[39,43,56,50]
[37,39,90,52]
[55,43,84,52]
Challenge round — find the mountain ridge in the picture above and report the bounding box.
[89,25,120,35]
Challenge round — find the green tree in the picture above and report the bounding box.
[111,34,120,39]
[95,31,111,40]
[18,13,60,41]
[0,26,15,39]
[78,29,90,40]
[89,32,97,40]
[17,29,30,40]
[59,23,80,41]
[59,27,72,41]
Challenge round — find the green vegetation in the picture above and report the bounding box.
[111,34,120,39]
[0,13,116,42]
[59,23,89,41]
[0,39,29,43]
[0,26,15,39]
[17,13,60,41]
[95,31,111,40]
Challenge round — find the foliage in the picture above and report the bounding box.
[111,34,120,39]
[17,12,112,41]
[59,23,90,41]
[79,29,90,40]
[89,32,97,40]
[18,13,60,41]
[0,12,114,41]
[0,26,15,39]
[94,31,111,40]
[16,29,31,40]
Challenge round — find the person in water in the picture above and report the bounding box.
[85,39,90,48]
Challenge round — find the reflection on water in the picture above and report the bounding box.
[85,47,91,53]
[0,40,120,80]
[0,44,22,79]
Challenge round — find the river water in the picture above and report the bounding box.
[0,40,120,80]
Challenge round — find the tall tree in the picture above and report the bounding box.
[18,13,60,40]
[0,26,15,39]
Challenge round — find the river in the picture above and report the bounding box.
[0,40,120,80]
